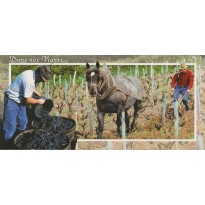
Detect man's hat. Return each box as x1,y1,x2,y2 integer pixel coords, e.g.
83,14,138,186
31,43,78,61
39,65,53,81
180,63,187,69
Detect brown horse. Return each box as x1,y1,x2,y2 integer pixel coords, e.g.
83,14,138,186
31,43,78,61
86,62,144,139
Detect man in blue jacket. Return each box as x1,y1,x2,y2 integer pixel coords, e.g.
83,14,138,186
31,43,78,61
2,65,53,147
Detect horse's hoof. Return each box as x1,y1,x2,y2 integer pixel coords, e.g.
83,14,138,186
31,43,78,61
117,133,122,138
126,128,130,133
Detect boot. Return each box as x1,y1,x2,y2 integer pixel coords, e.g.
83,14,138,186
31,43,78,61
184,103,190,111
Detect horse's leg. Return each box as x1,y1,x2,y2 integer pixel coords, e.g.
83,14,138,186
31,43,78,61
116,112,121,136
97,111,105,139
125,111,130,133
131,100,141,131
116,105,124,136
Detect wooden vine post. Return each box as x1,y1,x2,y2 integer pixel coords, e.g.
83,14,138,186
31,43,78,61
70,74,72,85
174,101,179,149
59,75,61,87
64,79,68,102
130,67,133,77
142,67,145,78
174,66,176,73
47,81,50,98
145,65,148,75
161,65,164,76
53,74,56,87
75,141,78,150
45,82,49,98
117,66,120,76
174,101,179,138
135,65,139,78
55,110,60,117
72,71,76,87
74,90,78,131
86,82,88,99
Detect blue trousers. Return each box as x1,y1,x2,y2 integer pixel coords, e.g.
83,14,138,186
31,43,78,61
3,95,28,141
173,86,189,104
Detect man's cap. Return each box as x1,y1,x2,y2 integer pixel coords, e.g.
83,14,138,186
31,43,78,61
38,65,53,81
180,63,187,69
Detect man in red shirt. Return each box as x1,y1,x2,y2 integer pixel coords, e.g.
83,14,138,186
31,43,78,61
171,63,194,111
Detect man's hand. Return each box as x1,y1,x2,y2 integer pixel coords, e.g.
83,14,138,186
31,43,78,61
38,99,45,105
187,89,190,93
171,88,175,92
26,98,45,105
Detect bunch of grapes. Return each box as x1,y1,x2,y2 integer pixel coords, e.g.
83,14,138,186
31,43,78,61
15,129,70,150
16,116,76,150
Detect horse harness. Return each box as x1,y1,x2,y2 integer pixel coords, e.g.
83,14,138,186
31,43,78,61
116,76,138,108
96,71,118,100
95,70,137,108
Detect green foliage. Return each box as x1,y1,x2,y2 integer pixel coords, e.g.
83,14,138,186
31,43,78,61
11,64,195,84
110,65,194,77
11,65,86,83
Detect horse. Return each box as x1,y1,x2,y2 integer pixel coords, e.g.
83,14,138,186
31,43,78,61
85,62,144,139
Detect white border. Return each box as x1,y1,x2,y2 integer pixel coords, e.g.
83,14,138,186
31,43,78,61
9,62,196,142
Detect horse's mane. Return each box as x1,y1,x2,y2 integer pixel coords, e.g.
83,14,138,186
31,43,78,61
97,66,118,100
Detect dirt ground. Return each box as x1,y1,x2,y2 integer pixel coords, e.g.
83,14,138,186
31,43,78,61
76,141,197,150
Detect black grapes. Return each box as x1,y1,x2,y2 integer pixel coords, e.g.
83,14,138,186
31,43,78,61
15,117,76,150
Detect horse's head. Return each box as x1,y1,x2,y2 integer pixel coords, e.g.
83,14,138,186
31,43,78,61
85,61,103,97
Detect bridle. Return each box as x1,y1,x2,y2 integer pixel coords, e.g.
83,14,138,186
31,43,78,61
97,78,106,93
87,68,116,100
90,70,106,94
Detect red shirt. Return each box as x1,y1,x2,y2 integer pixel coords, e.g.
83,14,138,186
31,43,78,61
171,69,194,90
